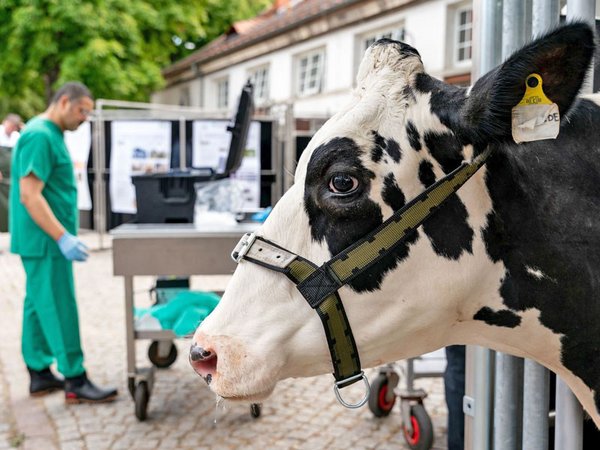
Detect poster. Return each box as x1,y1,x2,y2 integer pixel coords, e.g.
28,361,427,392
109,121,171,214
192,120,261,211
65,122,92,211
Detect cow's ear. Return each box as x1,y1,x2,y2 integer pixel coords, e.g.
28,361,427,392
462,22,595,143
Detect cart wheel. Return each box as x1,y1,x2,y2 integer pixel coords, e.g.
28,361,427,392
368,374,396,417
402,403,434,450
148,341,178,368
135,381,150,421
250,403,261,418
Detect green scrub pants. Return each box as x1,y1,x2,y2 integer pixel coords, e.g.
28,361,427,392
21,255,85,378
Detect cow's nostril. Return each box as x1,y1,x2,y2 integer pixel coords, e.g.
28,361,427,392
190,343,212,361
190,342,218,384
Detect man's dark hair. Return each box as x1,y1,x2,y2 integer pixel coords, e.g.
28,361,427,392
51,82,93,105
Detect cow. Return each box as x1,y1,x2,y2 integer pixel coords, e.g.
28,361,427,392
190,22,600,426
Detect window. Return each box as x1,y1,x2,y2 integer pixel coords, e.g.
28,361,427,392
455,7,473,64
361,26,406,53
248,65,270,103
296,49,325,97
216,78,229,109
179,87,190,106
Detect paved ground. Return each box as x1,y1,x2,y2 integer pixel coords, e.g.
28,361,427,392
0,231,449,450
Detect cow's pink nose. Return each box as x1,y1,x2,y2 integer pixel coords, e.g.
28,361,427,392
189,343,217,384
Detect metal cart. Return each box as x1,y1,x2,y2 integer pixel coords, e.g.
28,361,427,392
368,350,446,450
111,222,259,420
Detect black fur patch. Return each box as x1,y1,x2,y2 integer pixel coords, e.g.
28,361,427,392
415,74,471,145
385,138,401,163
481,98,600,412
385,23,600,416
371,132,402,163
406,120,421,151
418,160,474,259
418,160,436,187
371,131,385,163
305,137,417,292
424,131,464,174
382,173,406,211
474,307,521,328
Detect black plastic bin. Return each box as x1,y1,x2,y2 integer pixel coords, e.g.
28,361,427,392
132,169,213,223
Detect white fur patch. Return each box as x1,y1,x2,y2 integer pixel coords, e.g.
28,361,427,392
525,265,557,283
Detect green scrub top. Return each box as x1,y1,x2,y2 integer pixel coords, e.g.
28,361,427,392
9,117,78,257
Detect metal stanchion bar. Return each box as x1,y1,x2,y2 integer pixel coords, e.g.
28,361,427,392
520,4,558,450
522,359,550,450
554,1,595,447
179,116,186,170
494,3,527,448
466,3,502,449
494,353,524,449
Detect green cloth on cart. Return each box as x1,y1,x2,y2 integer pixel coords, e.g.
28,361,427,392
135,291,220,337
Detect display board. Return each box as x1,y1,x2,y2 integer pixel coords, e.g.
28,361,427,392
109,121,172,214
65,122,92,210
192,119,261,211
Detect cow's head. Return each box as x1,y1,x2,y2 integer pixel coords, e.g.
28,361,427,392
191,23,594,402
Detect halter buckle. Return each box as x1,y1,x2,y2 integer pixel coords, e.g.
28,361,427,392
231,232,257,263
333,371,370,409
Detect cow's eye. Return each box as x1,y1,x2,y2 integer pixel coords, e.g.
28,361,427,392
329,173,359,194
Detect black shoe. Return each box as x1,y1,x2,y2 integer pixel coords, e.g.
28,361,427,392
64,372,118,404
28,367,64,397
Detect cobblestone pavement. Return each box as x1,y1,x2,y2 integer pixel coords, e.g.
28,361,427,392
0,231,449,450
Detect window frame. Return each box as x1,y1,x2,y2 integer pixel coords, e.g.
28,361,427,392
295,48,326,97
453,5,473,66
248,64,270,103
216,77,229,110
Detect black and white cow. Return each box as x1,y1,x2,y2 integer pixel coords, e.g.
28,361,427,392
191,23,600,425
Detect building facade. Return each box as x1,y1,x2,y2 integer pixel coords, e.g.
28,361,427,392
152,0,474,119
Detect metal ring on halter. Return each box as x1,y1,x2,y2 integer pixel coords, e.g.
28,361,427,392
333,371,370,409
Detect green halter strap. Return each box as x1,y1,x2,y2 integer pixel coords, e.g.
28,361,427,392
231,148,491,408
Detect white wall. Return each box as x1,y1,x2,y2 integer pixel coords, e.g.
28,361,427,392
154,0,472,118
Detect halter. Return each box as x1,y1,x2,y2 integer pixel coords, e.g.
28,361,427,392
231,148,491,408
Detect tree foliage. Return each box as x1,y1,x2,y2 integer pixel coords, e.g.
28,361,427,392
0,0,271,119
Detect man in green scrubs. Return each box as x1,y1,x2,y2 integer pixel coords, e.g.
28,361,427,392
10,82,117,403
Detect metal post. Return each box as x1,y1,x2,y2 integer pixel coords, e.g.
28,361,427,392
493,3,528,449
517,7,559,450
465,3,502,449
494,353,524,449
179,116,186,170
93,103,107,249
532,0,560,37
522,360,550,450
567,0,595,92
556,379,584,450
283,103,295,191
465,346,494,450
502,0,527,58
554,2,594,448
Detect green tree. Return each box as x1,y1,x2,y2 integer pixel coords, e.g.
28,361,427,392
0,0,270,119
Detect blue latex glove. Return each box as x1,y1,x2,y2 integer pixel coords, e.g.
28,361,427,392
251,207,273,223
57,232,89,262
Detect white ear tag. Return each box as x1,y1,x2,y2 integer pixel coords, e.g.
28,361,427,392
511,74,560,144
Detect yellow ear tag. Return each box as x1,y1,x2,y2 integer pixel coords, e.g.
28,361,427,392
517,74,553,106
511,73,560,143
